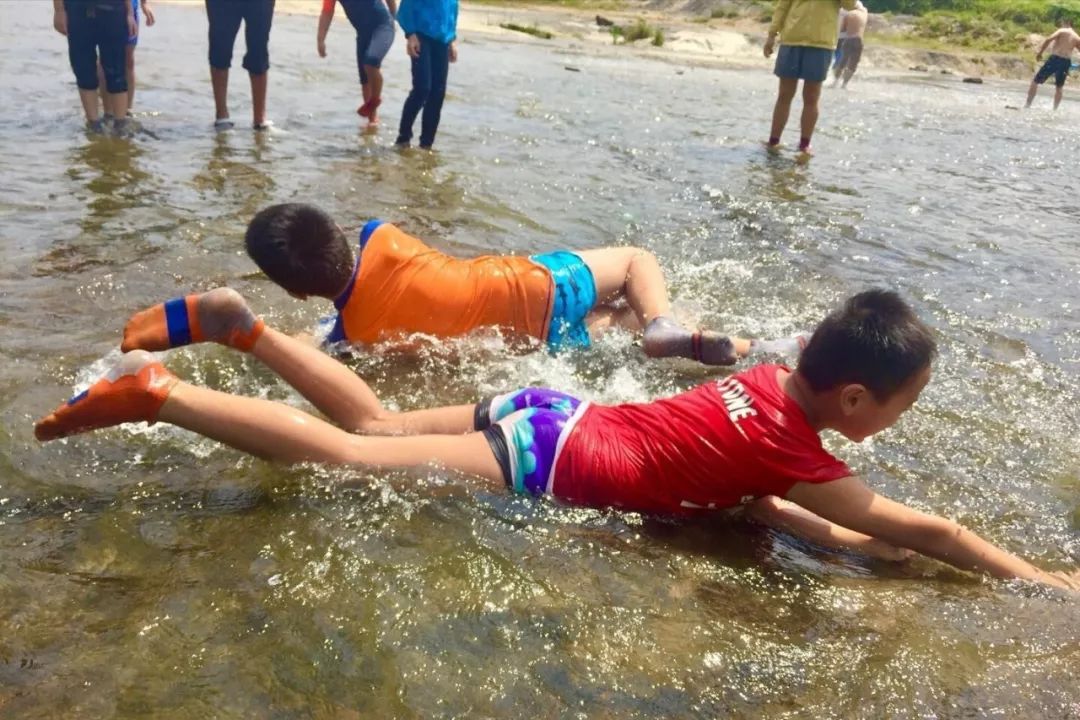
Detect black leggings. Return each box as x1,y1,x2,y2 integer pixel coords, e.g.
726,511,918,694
65,0,129,93
396,34,450,148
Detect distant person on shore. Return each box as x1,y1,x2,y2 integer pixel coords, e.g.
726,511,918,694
1026,18,1080,110
833,1,868,88
764,0,856,155
394,0,458,149
205,0,276,131
52,0,137,132
98,0,156,122
833,6,848,68
317,0,397,129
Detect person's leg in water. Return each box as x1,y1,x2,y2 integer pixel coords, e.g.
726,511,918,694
578,248,806,365
768,77,799,147
396,35,433,146
118,288,478,436
798,80,823,154
34,349,505,488
241,0,274,129
66,4,105,126
206,0,243,128
1054,69,1066,109
417,38,450,149
98,5,131,129
359,14,393,126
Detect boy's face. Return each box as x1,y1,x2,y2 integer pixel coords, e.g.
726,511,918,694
835,365,931,442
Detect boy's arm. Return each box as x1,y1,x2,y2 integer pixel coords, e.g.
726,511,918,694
786,475,1079,589
768,0,792,41
53,0,67,36
317,1,334,57
1037,30,1060,58
141,0,155,28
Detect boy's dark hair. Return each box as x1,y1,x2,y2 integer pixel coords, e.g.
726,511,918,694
797,289,937,401
245,203,354,298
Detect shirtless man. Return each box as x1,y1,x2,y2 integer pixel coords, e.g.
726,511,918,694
833,1,868,88
1026,18,1080,110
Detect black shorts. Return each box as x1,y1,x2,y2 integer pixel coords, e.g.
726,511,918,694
1034,55,1071,87
205,0,275,75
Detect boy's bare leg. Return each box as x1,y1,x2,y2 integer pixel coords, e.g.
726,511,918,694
1054,84,1064,110
579,248,806,364
250,71,268,127
126,44,136,111
34,352,504,486
748,495,912,562
768,77,799,145
1025,80,1038,108
251,327,475,435
79,88,102,123
120,288,476,436
799,81,823,152
211,66,230,122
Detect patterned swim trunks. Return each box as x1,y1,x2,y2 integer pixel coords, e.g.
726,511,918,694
475,387,587,496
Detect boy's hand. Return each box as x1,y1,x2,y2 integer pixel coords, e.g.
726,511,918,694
143,1,155,27
53,8,67,36
127,13,138,39
764,34,776,58
449,40,457,63
1041,569,1080,591
406,33,421,58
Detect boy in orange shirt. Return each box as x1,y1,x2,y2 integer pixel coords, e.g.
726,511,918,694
34,289,1080,591
242,203,806,364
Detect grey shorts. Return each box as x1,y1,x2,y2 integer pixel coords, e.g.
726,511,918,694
774,45,832,84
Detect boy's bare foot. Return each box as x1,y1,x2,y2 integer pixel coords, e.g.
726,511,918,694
643,316,738,366
121,287,265,352
35,350,177,441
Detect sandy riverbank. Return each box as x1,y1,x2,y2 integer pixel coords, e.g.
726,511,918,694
161,0,1037,81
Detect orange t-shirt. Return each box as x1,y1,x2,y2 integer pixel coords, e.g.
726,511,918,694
326,221,554,345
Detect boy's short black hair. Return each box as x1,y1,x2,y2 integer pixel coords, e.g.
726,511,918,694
797,289,937,401
245,203,354,298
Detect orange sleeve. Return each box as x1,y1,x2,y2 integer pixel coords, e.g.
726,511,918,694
322,0,335,14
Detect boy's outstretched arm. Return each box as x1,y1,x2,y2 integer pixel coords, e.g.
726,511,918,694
1037,30,1060,59
786,476,1080,590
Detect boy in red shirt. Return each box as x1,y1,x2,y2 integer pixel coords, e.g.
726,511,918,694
35,288,1080,590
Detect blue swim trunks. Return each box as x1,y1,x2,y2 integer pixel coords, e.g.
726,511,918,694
475,387,585,496
774,45,833,84
530,251,597,352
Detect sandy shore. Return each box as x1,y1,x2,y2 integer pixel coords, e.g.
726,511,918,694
162,0,1035,81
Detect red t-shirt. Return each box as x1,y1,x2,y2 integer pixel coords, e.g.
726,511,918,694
552,364,851,514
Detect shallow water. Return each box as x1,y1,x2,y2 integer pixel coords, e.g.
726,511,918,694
1,3,1079,717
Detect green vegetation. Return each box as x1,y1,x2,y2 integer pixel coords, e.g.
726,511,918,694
610,18,664,46
876,0,1080,52
499,22,555,39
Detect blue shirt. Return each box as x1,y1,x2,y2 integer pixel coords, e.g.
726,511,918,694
396,0,458,45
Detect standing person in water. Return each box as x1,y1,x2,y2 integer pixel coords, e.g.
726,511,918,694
205,0,276,131
1026,18,1080,110
394,0,458,149
98,0,156,122
33,289,1080,591
832,1,868,89
764,0,856,155
52,0,138,132
317,0,397,129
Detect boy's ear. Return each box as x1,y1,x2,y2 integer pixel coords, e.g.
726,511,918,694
838,384,868,416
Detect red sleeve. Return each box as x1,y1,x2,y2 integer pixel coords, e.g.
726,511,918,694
322,0,336,14
754,429,852,497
